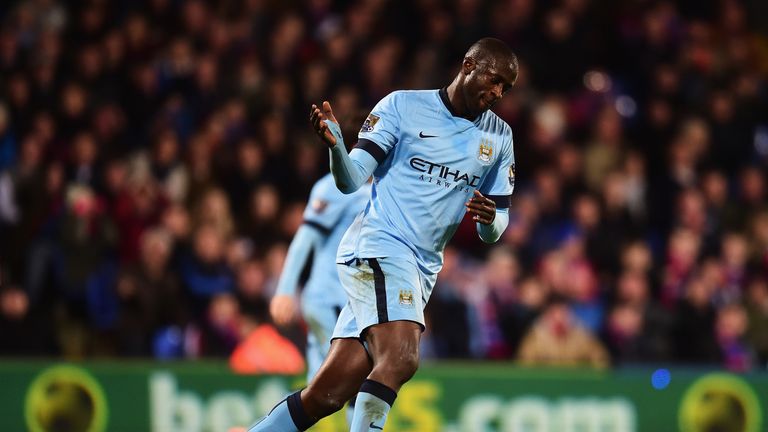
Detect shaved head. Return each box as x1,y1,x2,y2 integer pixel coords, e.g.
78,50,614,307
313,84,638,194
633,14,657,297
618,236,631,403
465,38,519,83
445,37,520,119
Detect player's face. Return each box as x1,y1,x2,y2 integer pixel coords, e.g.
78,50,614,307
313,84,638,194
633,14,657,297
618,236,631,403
463,59,516,116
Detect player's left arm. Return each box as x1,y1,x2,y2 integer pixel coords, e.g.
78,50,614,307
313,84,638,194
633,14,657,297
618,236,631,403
467,191,509,243
471,132,515,243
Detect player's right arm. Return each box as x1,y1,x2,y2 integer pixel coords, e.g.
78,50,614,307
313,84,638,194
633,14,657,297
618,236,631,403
310,94,399,193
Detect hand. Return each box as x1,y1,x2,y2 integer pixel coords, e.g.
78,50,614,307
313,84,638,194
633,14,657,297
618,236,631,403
270,294,298,326
309,101,340,148
465,190,496,224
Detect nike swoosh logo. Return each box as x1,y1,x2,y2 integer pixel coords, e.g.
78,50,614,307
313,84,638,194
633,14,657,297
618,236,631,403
369,422,384,430
419,131,437,138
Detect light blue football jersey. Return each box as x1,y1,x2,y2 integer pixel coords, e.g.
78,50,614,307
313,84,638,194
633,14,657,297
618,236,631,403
337,89,516,286
302,173,371,306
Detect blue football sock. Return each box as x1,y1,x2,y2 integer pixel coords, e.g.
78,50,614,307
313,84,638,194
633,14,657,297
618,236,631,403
350,380,397,431
248,391,315,432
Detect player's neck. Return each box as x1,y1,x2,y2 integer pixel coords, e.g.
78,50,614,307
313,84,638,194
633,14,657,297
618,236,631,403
444,81,476,121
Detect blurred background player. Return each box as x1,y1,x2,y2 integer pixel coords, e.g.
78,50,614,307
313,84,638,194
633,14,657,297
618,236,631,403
269,114,370,419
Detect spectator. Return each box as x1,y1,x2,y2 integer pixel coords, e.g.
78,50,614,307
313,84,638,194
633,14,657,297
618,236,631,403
728,166,766,230
477,246,521,358
719,232,750,302
145,129,189,204
503,276,548,358
662,227,702,307
584,106,626,192
716,302,753,371
179,224,234,315
517,295,610,368
699,169,729,241
423,246,479,359
224,139,265,215
240,184,283,252
0,283,56,356
748,210,768,274
112,169,167,263
113,228,185,356
604,271,672,363
192,186,234,240
235,259,269,324
0,103,16,171
0,135,47,278
52,184,116,356
602,304,646,364
673,274,721,364
67,131,100,188
201,292,240,357
745,278,768,367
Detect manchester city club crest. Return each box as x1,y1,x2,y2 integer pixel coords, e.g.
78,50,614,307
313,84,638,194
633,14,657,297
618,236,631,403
398,290,414,306
477,139,493,164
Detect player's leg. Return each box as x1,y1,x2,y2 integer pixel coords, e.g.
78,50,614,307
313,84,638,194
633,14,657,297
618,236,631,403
248,304,372,432
350,320,421,431
303,300,359,425
304,330,324,382
300,336,372,419
344,257,428,431
247,337,371,431
301,300,373,419
301,301,339,381
365,321,422,390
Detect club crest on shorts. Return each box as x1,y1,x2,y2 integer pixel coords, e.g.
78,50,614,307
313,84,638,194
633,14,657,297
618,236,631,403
477,139,493,165
360,113,380,133
398,290,414,306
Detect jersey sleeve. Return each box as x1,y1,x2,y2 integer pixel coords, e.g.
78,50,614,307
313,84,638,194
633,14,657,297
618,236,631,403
479,129,515,209
273,224,323,296
302,179,347,233
355,91,401,163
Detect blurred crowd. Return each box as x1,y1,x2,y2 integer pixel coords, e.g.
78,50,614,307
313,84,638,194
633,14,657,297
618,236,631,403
0,0,767,371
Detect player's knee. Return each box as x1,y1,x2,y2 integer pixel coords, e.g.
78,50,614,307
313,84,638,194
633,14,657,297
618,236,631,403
324,396,346,414
303,387,346,415
397,350,420,382
375,350,419,385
